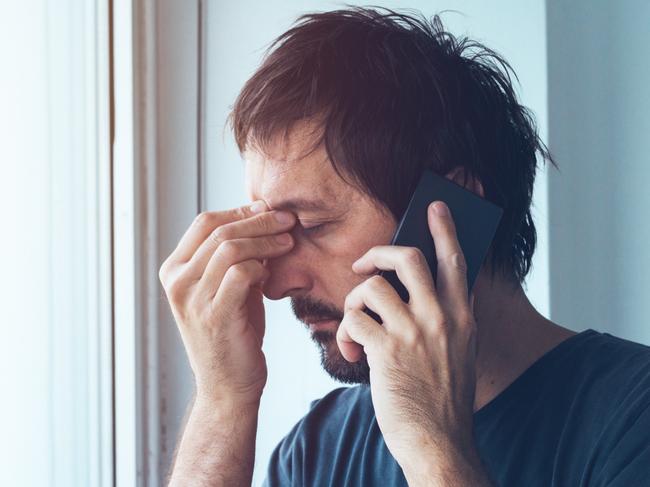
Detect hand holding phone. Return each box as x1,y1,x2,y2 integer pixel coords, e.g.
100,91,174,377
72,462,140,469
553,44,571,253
363,169,503,323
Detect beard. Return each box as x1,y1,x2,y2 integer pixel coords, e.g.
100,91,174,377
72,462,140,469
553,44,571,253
291,295,370,385
311,329,370,384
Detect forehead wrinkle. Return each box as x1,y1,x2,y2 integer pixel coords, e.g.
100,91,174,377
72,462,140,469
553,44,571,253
246,139,348,213
269,197,334,212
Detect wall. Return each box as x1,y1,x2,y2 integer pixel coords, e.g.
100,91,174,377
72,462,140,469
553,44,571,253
0,1,112,486
547,1,650,344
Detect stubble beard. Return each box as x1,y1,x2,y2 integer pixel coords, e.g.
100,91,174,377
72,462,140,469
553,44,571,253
310,329,370,385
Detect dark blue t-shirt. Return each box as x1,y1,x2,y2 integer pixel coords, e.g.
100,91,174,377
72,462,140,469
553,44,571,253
262,329,650,486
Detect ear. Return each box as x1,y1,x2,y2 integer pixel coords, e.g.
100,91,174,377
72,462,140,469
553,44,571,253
444,166,485,199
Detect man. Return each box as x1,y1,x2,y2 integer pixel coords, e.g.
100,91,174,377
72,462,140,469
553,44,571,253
159,7,650,486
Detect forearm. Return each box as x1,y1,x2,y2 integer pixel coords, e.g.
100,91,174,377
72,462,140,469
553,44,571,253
402,438,494,487
167,397,260,487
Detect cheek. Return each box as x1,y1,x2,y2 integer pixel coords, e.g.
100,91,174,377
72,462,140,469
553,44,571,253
302,235,359,274
311,245,368,302
300,212,395,301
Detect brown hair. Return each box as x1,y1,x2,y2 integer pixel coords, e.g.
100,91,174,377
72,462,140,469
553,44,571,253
227,6,558,286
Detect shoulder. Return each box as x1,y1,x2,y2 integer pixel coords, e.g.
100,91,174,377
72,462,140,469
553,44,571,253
262,385,374,486
576,331,650,483
577,328,650,359
571,329,650,394
279,384,373,451
528,329,650,406
584,329,650,413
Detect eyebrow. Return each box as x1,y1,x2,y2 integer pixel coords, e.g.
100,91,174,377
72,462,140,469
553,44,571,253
269,197,333,212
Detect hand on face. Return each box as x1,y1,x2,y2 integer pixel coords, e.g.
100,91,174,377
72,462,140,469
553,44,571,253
158,200,296,408
337,200,478,472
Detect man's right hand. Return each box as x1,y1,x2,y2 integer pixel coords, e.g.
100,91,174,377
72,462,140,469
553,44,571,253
158,200,296,408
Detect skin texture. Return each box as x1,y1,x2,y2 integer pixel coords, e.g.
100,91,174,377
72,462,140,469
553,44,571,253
161,121,577,486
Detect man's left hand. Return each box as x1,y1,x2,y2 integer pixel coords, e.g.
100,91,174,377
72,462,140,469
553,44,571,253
337,200,490,486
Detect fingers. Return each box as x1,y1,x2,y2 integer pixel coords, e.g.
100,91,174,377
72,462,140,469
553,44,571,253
159,200,297,313
427,201,471,316
188,209,295,279
212,259,269,331
349,200,472,327
336,308,386,363
352,245,440,316
344,275,411,334
165,200,288,266
197,233,294,298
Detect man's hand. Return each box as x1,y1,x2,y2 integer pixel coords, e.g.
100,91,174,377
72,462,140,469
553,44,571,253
337,200,492,486
158,200,296,486
159,200,295,406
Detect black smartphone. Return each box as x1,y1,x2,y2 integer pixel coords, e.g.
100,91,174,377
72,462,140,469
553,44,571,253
363,169,503,324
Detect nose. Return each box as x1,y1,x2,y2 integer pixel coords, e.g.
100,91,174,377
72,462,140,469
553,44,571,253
261,245,313,300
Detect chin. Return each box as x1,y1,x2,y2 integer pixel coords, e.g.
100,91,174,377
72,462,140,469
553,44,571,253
311,330,370,385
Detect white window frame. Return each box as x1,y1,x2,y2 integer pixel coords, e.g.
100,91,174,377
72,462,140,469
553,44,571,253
112,0,202,485
47,0,113,485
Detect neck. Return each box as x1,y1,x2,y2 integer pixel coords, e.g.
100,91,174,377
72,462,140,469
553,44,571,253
470,267,576,413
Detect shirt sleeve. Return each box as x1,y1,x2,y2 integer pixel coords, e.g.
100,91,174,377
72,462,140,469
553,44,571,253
261,398,321,487
592,401,650,486
261,435,293,487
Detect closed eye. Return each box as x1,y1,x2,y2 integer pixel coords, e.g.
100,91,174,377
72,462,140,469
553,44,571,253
301,223,326,235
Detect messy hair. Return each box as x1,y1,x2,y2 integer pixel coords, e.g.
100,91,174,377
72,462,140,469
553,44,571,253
228,5,558,286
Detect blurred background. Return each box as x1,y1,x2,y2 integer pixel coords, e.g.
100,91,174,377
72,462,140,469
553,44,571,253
1,0,648,486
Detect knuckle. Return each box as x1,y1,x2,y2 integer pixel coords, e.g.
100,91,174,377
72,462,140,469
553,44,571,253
158,261,169,283
347,308,363,322
209,226,230,247
430,316,450,338
367,274,386,291
458,310,476,329
402,325,423,347
261,235,279,252
256,213,275,233
343,292,352,309
383,337,401,359
344,291,355,310
449,251,468,271
343,290,356,310
193,211,215,228
228,260,262,283
403,247,425,266
228,261,253,282
165,277,187,304
233,206,250,221
185,292,202,315
217,239,240,261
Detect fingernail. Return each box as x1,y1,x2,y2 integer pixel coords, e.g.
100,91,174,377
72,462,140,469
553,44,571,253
274,211,294,224
250,200,267,214
275,233,292,245
433,201,449,217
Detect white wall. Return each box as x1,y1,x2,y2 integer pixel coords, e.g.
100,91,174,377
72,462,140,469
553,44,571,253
0,3,51,484
547,1,650,345
202,2,550,485
0,1,112,486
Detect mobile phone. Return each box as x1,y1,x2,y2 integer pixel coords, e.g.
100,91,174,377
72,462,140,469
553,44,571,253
363,169,503,324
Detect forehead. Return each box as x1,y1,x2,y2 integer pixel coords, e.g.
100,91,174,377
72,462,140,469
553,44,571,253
243,123,349,211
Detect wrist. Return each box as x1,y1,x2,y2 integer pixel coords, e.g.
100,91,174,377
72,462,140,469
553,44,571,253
168,392,260,487
194,388,261,413
192,393,260,423
400,436,488,487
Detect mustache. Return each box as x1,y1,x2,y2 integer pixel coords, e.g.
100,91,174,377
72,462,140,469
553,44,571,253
290,295,344,323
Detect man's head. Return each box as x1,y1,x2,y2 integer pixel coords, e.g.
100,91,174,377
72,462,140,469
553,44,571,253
229,7,556,384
